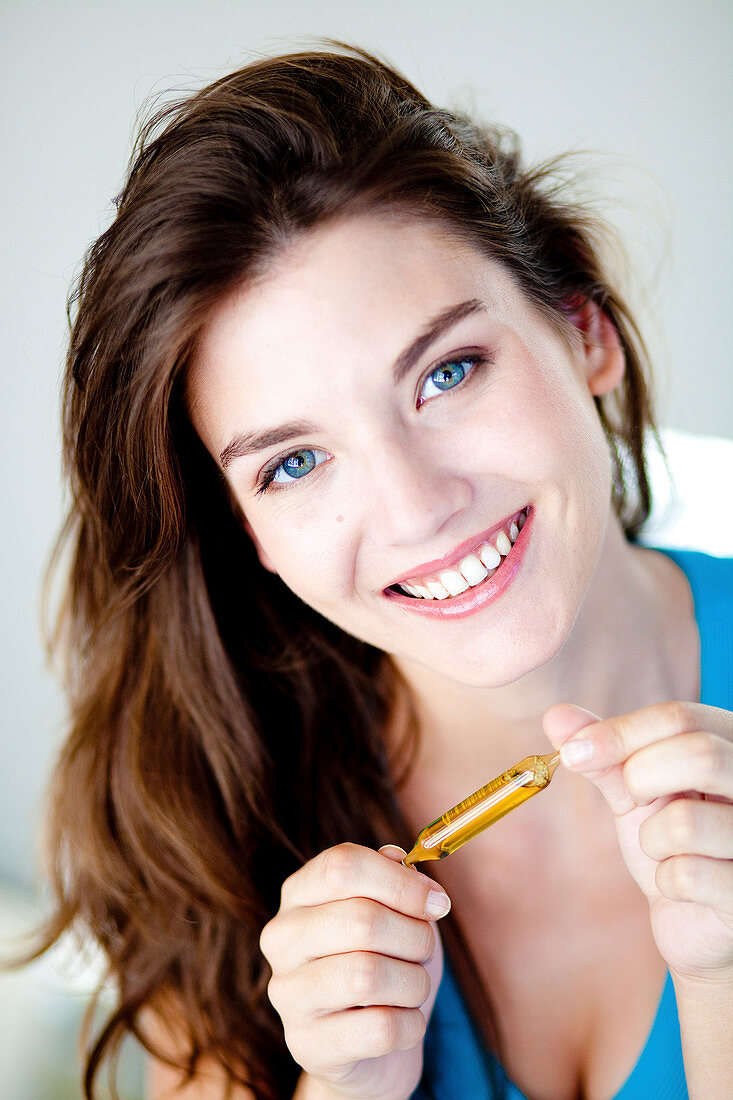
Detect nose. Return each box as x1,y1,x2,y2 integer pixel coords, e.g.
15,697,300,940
360,430,471,547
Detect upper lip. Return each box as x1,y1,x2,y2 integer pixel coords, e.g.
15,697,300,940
385,507,527,589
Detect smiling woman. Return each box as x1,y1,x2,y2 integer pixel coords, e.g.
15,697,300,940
26,40,733,1100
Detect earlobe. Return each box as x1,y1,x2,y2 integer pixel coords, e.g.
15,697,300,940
566,298,625,397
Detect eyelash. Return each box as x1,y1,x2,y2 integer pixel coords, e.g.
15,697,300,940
255,351,490,495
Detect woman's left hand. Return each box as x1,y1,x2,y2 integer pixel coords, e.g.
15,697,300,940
544,701,733,983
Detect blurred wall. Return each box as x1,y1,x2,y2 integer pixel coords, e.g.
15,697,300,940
1,0,732,888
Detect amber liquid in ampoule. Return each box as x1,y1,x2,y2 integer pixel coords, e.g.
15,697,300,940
403,751,560,865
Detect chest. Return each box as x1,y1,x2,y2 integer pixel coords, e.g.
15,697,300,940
428,839,667,1100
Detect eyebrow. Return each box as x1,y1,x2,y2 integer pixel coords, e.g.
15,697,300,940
391,298,485,385
218,297,486,469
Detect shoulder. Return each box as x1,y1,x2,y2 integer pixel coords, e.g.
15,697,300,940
655,548,733,609
654,548,733,709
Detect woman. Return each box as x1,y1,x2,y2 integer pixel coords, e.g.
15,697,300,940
36,42,732,1100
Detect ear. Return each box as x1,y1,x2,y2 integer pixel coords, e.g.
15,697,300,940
565,298,625,396
243,518,278,574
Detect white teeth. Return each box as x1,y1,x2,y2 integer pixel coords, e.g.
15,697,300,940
426,579,450,600
394,508,529,600
495,530,512,556
459,552,489,586
437,568,470,596
478,543,502,569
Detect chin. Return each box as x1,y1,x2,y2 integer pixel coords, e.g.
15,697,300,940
404,603,578,689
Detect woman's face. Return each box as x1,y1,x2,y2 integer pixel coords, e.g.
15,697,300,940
188,212,623,688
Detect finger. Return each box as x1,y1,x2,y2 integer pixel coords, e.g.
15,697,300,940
277,951,432,1016
279,843,451,922
640,798,733,861
378,844,409,862
543,702,602,749
263,897,435,971
623,733,733,804
554,701,730,772
543,703,632,815
655,855,733,914
287,1005,427,1074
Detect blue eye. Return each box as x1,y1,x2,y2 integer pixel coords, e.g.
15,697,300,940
419,354,482,404
277,450,316,479
259,447,330,493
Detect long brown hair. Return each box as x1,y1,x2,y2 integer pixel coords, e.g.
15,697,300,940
32,41,658,1099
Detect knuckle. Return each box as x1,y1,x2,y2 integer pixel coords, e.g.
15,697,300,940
349,898,381,946
420,920,436,961
372,1007,422,1056
659,855,697,899
405,1007,428,1048
369,1007,399,1055
414,1007,429,1044
266,973,284,1011
667,799,698,850
258,917,278,961
665,699,694,733
415,964,432,1005
638,814,659,858
279,868,299,908
621,757,647,802
347,952,381,1002
389,871,411,914
613,710,636,752
691,732,723,784
320,843,360,893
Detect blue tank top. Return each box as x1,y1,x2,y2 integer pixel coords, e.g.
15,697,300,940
414,549,733,1099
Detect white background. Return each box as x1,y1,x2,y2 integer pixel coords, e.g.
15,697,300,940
0,4,731,1096
1,0,731,890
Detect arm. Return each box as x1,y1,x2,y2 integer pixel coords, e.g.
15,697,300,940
674,971,733,1099
545,700,733,1100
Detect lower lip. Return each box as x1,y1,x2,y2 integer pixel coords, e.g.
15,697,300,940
384,506,533,620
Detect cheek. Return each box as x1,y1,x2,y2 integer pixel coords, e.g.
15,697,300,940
462,368,609,493
250,508,358,605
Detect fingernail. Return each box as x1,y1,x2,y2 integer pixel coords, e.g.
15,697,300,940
560,739,594,767
425,889,451,920
378,844,407,857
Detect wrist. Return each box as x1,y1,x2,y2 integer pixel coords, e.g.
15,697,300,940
670,968,733,1100
670,963,733,997
293,1071,416,1100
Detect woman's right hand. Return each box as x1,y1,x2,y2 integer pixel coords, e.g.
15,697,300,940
259,842,451,1100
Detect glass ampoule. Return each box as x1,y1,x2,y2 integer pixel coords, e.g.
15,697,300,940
403,750,560,866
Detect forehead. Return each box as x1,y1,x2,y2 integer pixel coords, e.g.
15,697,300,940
186,211,545,444
192,212,502,367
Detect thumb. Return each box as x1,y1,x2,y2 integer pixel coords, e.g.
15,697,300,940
543,702,601,751
378,844,409,864
543,703,634,816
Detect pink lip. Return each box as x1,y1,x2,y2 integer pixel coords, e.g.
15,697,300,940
386,507,528,588
384,506,533,620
